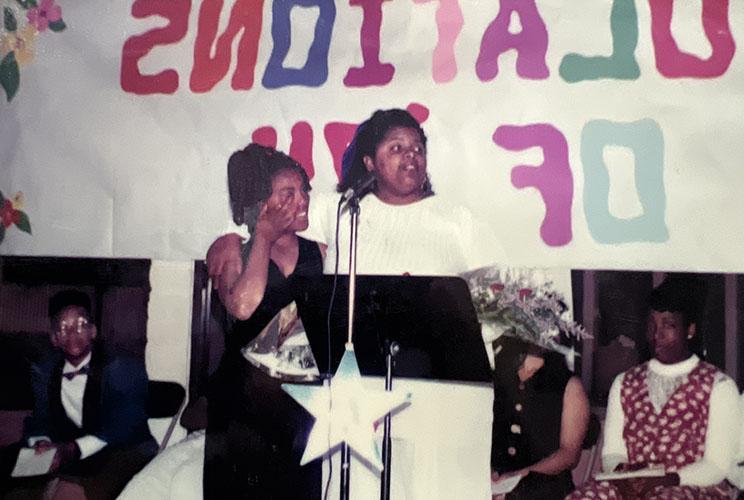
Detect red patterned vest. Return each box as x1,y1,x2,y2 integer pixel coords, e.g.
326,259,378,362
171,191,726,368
620,360,718,471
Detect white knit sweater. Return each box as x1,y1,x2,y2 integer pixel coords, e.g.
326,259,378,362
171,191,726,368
300,192,506,276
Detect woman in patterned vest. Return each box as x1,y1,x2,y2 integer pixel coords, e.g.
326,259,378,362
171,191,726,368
567,277,740,499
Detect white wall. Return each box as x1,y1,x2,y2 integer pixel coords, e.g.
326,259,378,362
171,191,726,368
145,260,193,389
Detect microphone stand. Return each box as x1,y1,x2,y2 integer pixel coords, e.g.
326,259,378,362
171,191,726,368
340,195,361,500
380,341,399,500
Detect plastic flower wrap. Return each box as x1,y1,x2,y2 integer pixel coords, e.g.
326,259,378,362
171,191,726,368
242,301,320,382
461,266,590,369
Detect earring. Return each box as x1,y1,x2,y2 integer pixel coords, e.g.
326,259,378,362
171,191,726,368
421,174,431,193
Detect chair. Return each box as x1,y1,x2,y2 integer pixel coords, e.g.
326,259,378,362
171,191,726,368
146,380,186,451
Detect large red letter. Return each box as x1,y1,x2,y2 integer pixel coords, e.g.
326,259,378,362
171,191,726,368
121,0,190,95
650,0,735,78
190,0,264,93
343,0,394,87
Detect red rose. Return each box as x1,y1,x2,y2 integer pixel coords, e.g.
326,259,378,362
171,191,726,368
518,288,532,300
1,200,15,228
490,283,504,294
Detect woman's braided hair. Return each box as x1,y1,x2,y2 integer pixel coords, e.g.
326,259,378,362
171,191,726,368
228,143,310,234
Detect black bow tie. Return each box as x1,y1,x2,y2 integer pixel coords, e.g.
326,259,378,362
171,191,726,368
63,364,90,381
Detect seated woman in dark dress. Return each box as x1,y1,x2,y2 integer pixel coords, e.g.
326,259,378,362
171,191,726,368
204,144,323,499
490,334,590,500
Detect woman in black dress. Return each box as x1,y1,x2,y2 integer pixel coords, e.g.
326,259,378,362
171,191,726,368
490,335,590,500
204,144,323,499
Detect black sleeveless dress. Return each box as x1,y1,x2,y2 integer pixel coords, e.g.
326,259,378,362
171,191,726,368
491,336,575,500
204,236,323,500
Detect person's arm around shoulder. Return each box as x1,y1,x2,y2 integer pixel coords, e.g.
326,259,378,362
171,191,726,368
206,233,244,292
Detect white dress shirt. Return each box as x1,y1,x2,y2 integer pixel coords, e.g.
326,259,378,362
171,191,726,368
28,352,107,459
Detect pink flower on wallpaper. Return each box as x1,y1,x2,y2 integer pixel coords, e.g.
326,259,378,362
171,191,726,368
27,0,63,33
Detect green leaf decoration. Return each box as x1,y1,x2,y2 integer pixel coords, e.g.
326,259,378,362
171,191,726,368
14,0,30,8
0,225,5,245
16,211,31,234
4,7,17,32
48,19,66,32
27,0,37,8
0,52,20,102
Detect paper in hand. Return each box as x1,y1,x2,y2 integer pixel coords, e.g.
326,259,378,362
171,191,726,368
491,474,523,495
594,466,665,481
11,447,55,477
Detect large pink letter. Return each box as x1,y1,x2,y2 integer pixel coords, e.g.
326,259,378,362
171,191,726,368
249,124,315,180
650,0,735,78
493,124,573,246
343,0,394,87
476,0,549,80
190,0,264,93
251,127,277,148
121,0,190,95
289,122,315,180
323,122,358,181
413,0,463,83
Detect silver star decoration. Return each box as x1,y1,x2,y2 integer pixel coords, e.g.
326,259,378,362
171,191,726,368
282,345,411,471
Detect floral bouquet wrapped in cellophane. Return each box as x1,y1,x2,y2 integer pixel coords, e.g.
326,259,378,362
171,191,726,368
461,266,590,370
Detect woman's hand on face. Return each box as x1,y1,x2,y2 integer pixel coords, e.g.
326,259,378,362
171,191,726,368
254,199,299,242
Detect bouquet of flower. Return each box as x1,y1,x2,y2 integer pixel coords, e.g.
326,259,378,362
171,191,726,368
461,266,590,367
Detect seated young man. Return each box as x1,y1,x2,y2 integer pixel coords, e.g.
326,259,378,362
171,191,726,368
568,278,740,499
1,290,157,500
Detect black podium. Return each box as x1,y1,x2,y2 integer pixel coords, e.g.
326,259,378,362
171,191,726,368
296,275,491,383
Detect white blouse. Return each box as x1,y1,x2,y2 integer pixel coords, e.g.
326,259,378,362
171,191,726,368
602,355,740,486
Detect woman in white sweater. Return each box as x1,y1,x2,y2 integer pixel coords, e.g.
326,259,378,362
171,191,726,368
208,108,505,282
302,108,504,275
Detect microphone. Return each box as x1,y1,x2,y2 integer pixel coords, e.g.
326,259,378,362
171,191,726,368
340,173,376,204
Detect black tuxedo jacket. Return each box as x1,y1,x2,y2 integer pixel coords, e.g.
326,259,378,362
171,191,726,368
24,348,154,449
